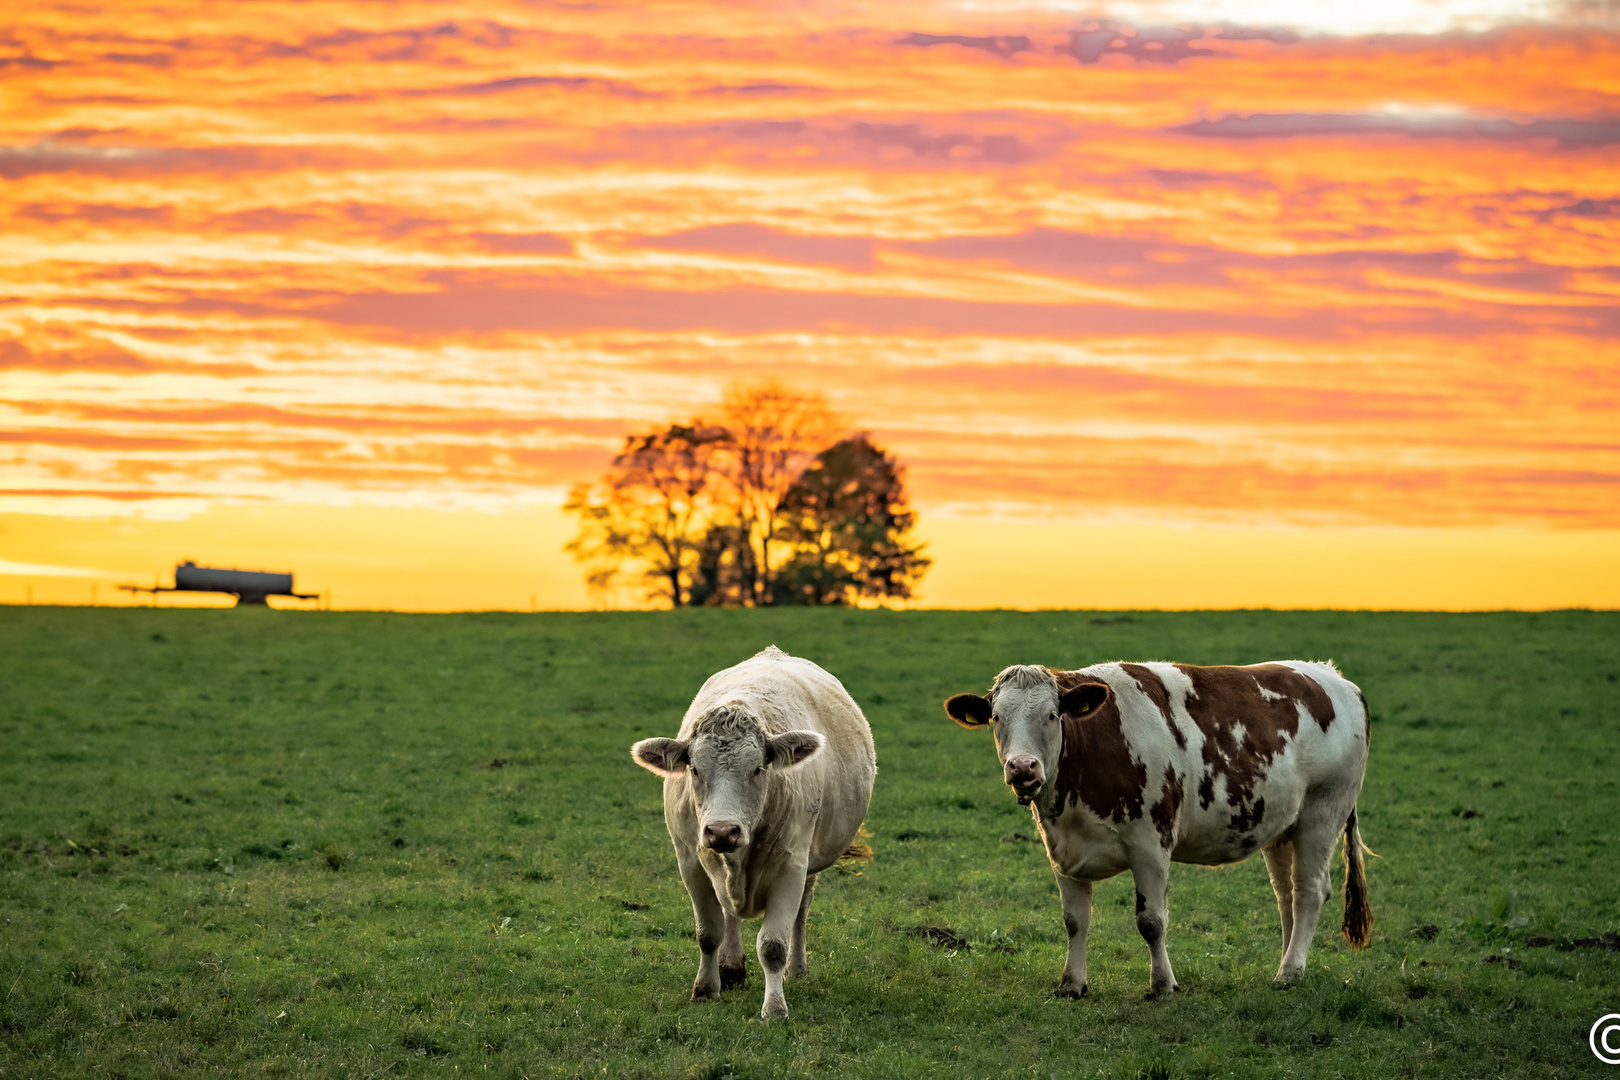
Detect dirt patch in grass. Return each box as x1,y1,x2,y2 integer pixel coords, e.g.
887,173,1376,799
906,925,971,950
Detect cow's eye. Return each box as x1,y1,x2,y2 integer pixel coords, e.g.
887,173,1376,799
990,714,1000,724
753,766,764,777
1048,712,1058,722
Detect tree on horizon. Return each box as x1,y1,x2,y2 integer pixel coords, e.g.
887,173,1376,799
563,421,730,608
563,385,929,608
768,435,931,606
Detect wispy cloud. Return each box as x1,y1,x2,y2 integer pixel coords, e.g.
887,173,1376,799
0,558,99,576
2,1,1616,530
1177,112,1620,144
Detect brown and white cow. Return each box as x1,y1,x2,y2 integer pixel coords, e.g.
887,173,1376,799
632,646,876,1019
945,661,1370,997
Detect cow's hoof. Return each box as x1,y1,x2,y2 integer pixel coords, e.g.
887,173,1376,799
786,961,808,978
720,963,747,989
691,984,721,1002
1144,983,1176,1001
1054,981,1088,1000
1273,970,1303,986
760,997,789,1020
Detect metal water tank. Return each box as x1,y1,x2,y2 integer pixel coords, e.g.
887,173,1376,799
174,562,298,605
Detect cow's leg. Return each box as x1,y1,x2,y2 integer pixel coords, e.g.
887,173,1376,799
1262,838,1296,961
1054,874,1093,999
787,872,817,978
756,863,808,1019
1276,819,1338,982
1130,856,1178,997
719,908,747,989
679,857,726,1001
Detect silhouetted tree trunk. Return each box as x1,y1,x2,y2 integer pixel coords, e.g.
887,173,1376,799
686,521,755,608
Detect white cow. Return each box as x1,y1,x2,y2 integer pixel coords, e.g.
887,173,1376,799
631,646,876,1019
946,660,1371,997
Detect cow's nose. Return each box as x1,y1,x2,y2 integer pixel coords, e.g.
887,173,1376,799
702,822,744,852
1005,755,1043,792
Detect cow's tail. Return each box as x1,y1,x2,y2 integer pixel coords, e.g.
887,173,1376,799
1340,806,1373,949
835,824,874,874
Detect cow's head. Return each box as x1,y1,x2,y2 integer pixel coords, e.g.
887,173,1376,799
944,665,1110,805
630,704,824,853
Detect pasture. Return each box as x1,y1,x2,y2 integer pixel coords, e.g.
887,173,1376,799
1,606,1617,1079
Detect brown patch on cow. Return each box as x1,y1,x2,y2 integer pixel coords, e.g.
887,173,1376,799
1248,664,1336,732
1176,664,1334,833
1229,796,1266,833
1150,765,1184,849
1119,663,1187,750
1049,675,1146,824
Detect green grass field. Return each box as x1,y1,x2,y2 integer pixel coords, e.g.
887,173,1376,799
2,607,1617,1079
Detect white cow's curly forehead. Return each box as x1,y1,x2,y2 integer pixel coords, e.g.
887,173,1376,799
690,703,764,748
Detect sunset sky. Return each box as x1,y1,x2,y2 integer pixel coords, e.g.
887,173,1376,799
3,0,1617,611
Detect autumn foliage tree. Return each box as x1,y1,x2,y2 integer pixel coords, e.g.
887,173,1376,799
564,385,928,608
563,422,730,608
706,383,839,607
770,435,930,606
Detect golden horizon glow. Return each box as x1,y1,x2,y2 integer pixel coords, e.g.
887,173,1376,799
3,1,1617,609
6,506,1620,613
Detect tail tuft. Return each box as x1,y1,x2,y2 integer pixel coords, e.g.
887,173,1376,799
1341,807,1373,949
835,824,874,874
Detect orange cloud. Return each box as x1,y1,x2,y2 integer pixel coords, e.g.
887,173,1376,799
2,0,1616,556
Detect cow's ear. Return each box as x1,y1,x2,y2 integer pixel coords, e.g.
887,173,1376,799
631,737,691,778
1059,682,1110,719
764,730,824,770
945,693,992,728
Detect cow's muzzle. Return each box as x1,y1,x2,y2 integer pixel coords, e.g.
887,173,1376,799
701,821,744,852
1004,756,1044,804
